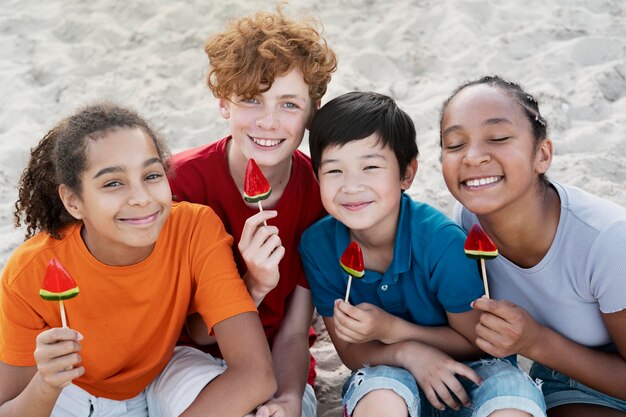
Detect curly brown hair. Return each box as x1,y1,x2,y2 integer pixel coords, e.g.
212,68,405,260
205,6,337,101
14,102,170,240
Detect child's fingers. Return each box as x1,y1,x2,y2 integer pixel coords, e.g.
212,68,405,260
43,365,85,390
334,299,359,318
266,244,285,264
34,339,82,363
451,361,483,387
430,378,462,411
333,321,361,343
38,351,82,374
36,327,82,345
422,385,446,411
248,226,281,251
471,298,517,321
240,211,278,245
246,234,283,268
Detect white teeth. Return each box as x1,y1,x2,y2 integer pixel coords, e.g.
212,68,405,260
465,176,500,187
252,137,282,147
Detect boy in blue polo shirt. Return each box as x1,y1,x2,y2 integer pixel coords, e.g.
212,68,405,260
299,91,546,417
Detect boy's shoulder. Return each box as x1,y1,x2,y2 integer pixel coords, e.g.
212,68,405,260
402,195,464,242
170,137,229,169
301,213,336,243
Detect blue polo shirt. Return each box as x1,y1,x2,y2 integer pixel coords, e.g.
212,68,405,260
299,193,484,325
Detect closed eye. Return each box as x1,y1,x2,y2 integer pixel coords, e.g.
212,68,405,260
491,137,510,142
444,143,464,151
145,173,163,181
322,169,342,175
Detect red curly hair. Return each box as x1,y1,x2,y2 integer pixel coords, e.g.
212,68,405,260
205,6,337,101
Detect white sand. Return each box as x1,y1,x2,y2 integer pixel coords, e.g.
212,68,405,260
1,1,625,415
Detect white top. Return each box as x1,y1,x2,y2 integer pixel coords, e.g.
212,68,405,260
455,181,626,347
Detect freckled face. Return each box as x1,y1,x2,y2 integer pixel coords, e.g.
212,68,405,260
220,68,315,170
440,85,550,216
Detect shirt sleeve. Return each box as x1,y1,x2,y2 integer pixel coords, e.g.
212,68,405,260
188,208,256,332
299,235,341,317
589,220,626,314
0,269,46,365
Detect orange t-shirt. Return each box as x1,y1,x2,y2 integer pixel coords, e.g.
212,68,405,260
0,202,256,400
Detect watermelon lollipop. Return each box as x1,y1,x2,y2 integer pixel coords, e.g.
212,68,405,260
244,159,272,203
244,158,272,226
464,224,498,298
340,241,365,303
40,258,79,327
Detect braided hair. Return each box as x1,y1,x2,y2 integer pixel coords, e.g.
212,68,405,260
439,75,549,185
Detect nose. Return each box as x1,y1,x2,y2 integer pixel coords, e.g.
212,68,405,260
462,143,491,166
128,182,151,207
256,108,279,130
341,172,366,194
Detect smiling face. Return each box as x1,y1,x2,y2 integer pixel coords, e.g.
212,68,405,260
219,68,316,171
318,134,416,240
440,84,552,217
59,127,172,265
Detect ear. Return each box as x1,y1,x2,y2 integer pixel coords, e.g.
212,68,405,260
58,184,84,220
534,138,553,175
401,158,418,190
218,98,231,120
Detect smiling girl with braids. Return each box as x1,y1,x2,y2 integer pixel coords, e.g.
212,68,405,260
440,75,626,416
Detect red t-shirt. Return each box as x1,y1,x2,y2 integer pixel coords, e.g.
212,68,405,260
168,136,325,385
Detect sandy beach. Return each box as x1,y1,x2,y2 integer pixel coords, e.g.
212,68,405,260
1,1,625,415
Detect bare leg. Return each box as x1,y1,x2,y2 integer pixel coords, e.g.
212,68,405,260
352,389,408,417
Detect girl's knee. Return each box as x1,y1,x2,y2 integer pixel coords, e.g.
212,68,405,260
352,389,408,417
488,410,532,417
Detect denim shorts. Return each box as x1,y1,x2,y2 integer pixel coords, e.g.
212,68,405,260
342,359,545,417
530,361,626,412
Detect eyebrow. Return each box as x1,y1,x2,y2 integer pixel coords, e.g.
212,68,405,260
93,157,162,179
278,94,307,102
442,117,513,137
319,153,386,168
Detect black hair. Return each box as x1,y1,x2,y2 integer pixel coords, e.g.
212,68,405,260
309,91,418,177
439,75,549,185
14,102,170,240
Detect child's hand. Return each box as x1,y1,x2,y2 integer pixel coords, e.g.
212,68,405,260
403,343,482,412
471,297,542,358
33,327,84,391
333,300,394,344
255,393,301,417
238,210,285,302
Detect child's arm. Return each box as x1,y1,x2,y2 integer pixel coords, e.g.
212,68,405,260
238,210,285,305
181,311,276,417
0,327,84,416
255,285,314,417
323,313,482,412
473,298,626,401
334,301,482,359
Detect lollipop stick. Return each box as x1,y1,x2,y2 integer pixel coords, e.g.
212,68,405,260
344,275,353,303
480,258,490,298
257,201,268,226
59,300,67,328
